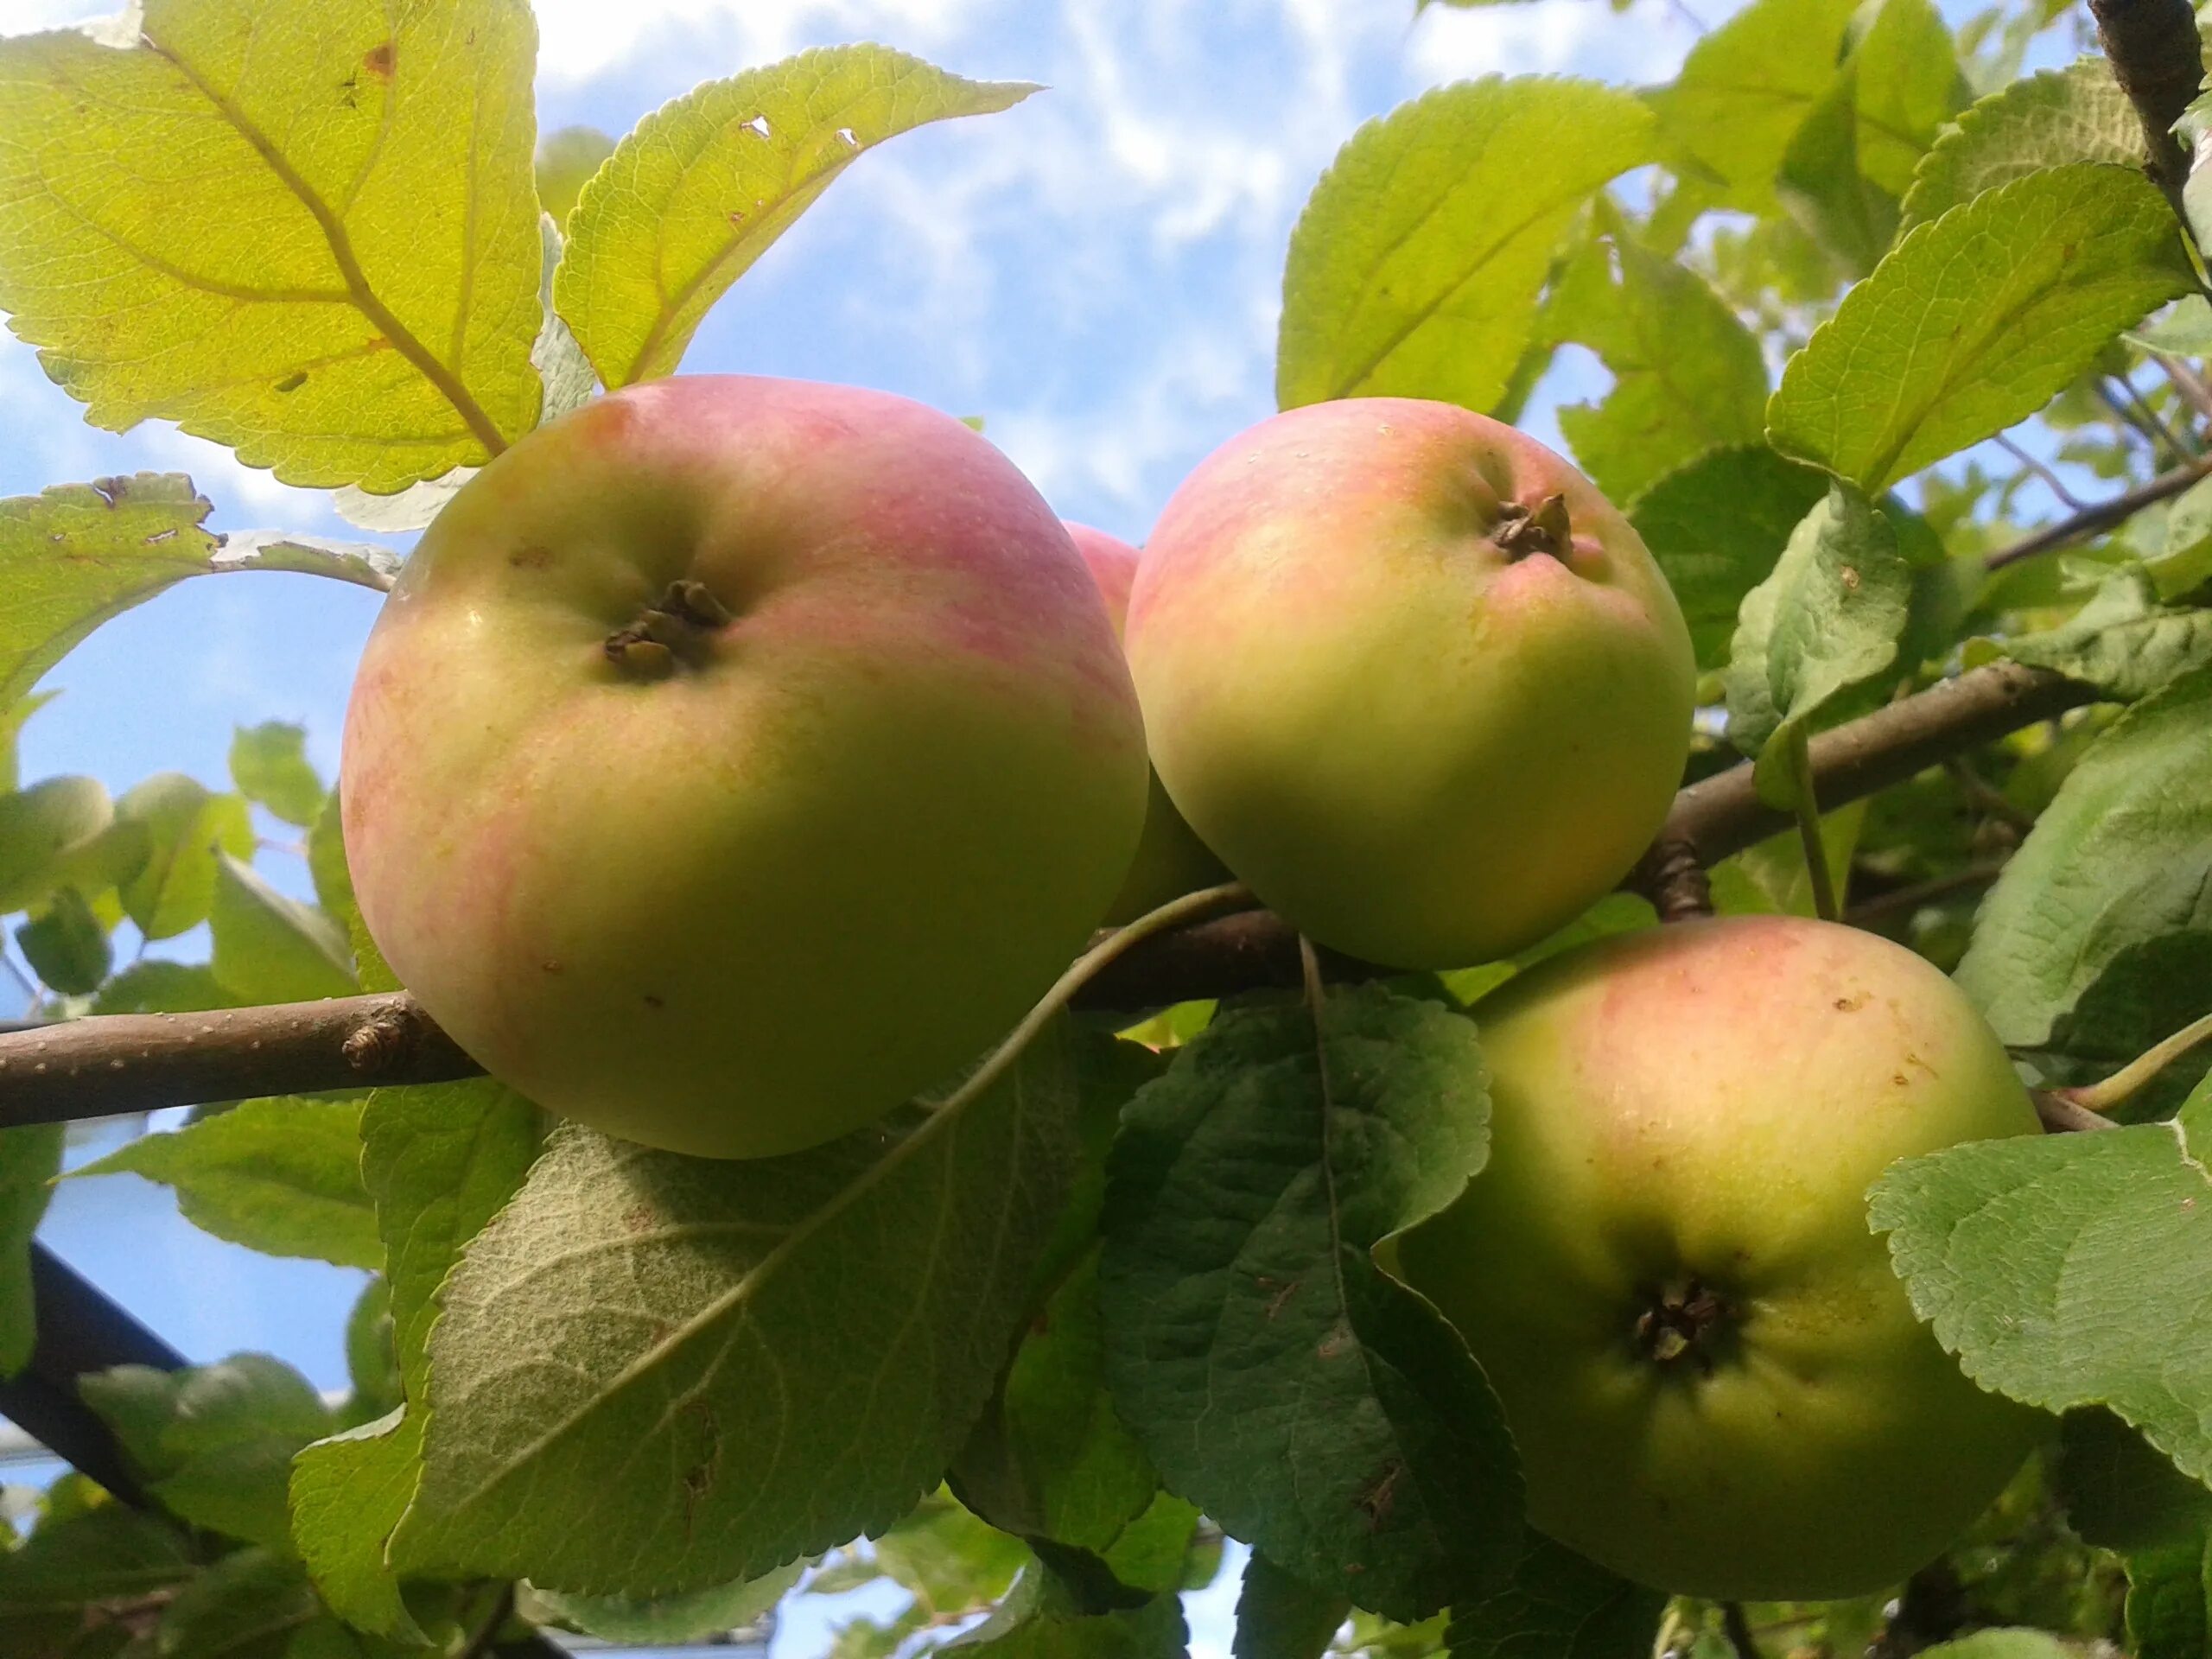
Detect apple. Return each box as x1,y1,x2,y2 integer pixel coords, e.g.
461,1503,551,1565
1125,397,1694,969
1064,522,1230,924
1396,915,2047,1600
341,375,1149,1159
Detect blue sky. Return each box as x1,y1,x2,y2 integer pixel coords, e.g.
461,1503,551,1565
0,0,1980,1650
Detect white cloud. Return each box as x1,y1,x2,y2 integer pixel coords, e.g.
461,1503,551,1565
531,0,994,83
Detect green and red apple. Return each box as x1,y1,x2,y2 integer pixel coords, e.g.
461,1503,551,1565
1126,397,1694,969
342,375,1148,1159
1398,914,2047,1600
1065,521,1230,923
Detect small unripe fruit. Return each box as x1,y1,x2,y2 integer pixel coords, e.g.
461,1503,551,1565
1398,915,2046,1599
1126,397,1694,969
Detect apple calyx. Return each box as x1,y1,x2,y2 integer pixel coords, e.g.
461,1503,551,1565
1493,493,1573,562
1632,1275,1737,1373
605,579,735,678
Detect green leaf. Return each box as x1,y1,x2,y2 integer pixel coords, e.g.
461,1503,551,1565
1776,61,1900,277
308,793,394,994
289,1408,428,1644
1846,0,1967,198
0,1,543,491
359,1077,543,1389
1869,1083,2212,1484
1096,984,1517,1621
1916,1635,2073,1659
1647,0,1862,211
1548,227,1770,504
230,723,325,829
81,1355,336,1550
343,1276,402,1427
0,1504,193,1654
90,959,238,1014
0,1124,62,1377
1276,77,1653,413
536,124,615,226
945,1562,1188,1656
0,775,111,914
0,690,56,795
2059,1408,2212,1556
1974,568,2212,699
2150,472,2212,600
1233,1553,1349,1659
1723,484,1913,774
209,852,356,1003
154,1544,362,1659
533,1559,801,1644
556,45,1035,388
1768,162,2196,490
1954,666,2212,1061
16,886,110,995
1443,1535,1666,1658
2130,296,2212,355
388,1020,1080,1596
2115,1539,2212,1659
1901,59,2142,230
873,1492,1032,1618
113,773,253,942
73,1097,378,1268
1629,447,1838,671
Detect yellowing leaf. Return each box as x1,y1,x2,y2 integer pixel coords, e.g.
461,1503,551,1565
1767,162,2195,490
556,45,1035,388
0,0,544,490
1277,77,1653,414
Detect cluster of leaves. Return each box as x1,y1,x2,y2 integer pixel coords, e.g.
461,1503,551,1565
0,0,2209,1655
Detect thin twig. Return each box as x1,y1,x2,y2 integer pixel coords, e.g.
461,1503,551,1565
2152,353,2212,428
1995,433,2086,512
1843,860,2008,928
1984,448,2212,569
2100,379,2183,465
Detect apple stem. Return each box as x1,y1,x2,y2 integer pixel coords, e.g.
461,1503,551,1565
1492,493,1572,562
1783,727,1840,924
2048,1008,2212,1117
920,880,1257,1122
1296,932,1327,1014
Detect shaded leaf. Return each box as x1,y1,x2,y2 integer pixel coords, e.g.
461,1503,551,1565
308,793,394,993
90,959,237,1014
1954,666,2212,1061
82,1355,336,1551
1628,448,1833,670
0,1,542,490
1902,59,2142,230
1097,985,1517,1620
1769,162,2194,490
209,852,356,1003
533,1560,800,1645
388,1022,1080,1596
113,773,253,943
1549,226,1769,503
557,45,1034,388
16,886,110,995
73,1096,377,1269
536,124,615,226
229,723,324,829
1233,1552,1349,1659
1278,77,1653,413
1444,1535,1665,1658
1973,568,2212,699
0,776,111,915
0,1124,63,1376
1648,0,1861,211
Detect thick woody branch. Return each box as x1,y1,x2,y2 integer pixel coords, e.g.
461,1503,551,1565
0,993,475,1129
2087,0,2204,219
0,664,2103,1131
